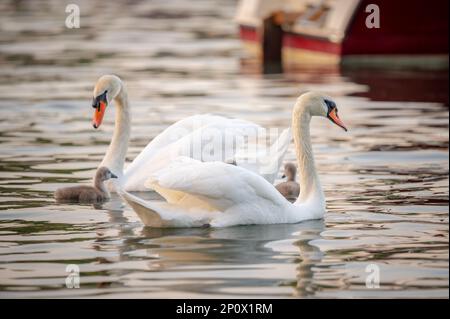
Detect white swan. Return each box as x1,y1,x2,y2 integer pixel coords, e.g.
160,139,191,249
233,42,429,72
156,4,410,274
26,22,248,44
91,75,292,191
118,92,348,227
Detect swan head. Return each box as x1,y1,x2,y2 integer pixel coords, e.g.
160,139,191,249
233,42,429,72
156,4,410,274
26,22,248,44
296,92,347,131
95,166,118,182
91,75,123,129
281,162,297,181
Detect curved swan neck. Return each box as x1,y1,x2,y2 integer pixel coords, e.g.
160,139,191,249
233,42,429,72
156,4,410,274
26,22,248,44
292,106,324,204
99,85,130,176
94,177,109,197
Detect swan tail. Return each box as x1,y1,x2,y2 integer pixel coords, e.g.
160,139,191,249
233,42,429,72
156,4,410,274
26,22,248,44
117,188,213,228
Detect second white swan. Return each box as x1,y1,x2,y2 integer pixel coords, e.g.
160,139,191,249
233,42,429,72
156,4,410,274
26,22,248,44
118,92,348,227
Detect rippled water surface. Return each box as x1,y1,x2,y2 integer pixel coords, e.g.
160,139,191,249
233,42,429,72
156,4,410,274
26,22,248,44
0,0,448,298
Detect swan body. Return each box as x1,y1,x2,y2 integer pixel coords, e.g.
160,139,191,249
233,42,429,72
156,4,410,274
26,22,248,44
55,167,117,203
119,157,324,228
119,92,348,228
91,75,291,192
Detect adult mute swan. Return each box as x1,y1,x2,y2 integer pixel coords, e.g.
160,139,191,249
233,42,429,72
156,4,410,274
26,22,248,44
91,75,292,191
118,92,348,228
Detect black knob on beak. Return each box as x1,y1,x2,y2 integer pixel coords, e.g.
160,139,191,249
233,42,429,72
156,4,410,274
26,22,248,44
92,98,99,109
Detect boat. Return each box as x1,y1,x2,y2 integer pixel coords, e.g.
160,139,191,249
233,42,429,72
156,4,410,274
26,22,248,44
235,0,449,70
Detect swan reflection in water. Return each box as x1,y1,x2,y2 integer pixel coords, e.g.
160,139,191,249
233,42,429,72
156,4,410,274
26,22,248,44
93,205,325,297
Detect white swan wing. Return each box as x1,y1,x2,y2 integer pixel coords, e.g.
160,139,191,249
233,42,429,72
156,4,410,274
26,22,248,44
120,156,324,228
235,127,292,183
123,114,227,179
119,157,294,227
145,157,289,224
146,157,245,211
123,116,263,191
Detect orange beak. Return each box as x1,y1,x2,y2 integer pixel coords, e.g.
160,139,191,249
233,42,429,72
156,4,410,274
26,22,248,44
328,108,348,131
93,101,106,129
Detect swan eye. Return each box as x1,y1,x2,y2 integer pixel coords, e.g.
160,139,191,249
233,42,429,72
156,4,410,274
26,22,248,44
92,90,108,110
324,99,336,114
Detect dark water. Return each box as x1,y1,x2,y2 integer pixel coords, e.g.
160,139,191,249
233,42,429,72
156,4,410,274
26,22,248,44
0,0,448,298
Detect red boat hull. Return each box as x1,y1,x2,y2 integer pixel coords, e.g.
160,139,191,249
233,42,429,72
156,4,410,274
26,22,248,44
239,0,449,68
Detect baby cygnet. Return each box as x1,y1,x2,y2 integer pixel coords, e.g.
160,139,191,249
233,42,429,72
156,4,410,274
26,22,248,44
275,163,300,202
55,167,117,203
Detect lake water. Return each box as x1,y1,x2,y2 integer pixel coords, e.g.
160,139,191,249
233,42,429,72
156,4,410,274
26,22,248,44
0,0,448,298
